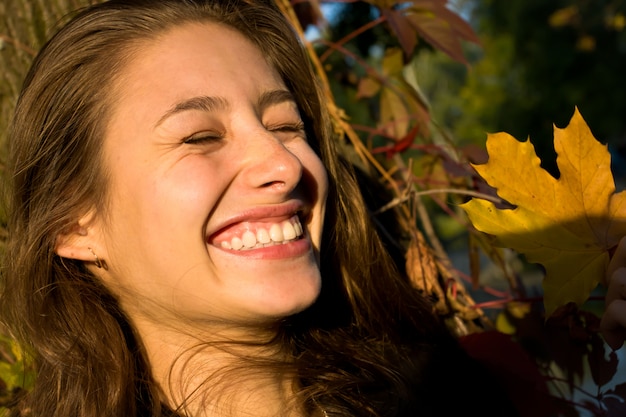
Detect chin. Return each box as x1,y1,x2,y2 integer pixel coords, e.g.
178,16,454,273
255,275,322,319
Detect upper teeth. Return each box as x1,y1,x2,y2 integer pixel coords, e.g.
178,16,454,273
219,218,303,251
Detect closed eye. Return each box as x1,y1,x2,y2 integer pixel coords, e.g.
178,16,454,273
183,132,224,145
267,122,306,134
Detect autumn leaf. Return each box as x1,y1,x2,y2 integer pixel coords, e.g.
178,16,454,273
379,48,426,137
406,229,441,298
362,47,430,150
461,108,626,318
370,0,480,64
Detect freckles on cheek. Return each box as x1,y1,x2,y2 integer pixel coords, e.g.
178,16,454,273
157,165,220,219
302,156,328,203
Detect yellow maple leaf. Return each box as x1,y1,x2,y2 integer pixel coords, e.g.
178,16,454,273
461,108,626,318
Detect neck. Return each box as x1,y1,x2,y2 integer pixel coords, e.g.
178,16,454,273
135,319,303,416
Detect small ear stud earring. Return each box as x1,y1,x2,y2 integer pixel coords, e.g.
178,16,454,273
87,247,106,269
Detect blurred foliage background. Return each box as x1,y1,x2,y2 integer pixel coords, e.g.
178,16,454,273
1,0,626,415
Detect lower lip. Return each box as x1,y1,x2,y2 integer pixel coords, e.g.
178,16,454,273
214,237,313,260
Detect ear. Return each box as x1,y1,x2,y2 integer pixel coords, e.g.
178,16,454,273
55,211,104,263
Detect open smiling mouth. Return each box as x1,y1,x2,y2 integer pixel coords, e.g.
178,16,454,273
216,215,304,251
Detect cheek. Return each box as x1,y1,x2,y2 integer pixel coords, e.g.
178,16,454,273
297,128,328,194
300,150,328,239
110,157,223,232
150,161,223,220
306,152,329,205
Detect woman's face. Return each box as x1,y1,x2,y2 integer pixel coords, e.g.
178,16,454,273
89,22,328,330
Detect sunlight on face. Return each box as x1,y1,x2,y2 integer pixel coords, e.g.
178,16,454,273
92,22,328,333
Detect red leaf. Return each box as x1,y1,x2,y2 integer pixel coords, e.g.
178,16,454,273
381,9,417,56
405,12,468,64
459,330,560,417
588,334,619,388
394,123,419,152
375,0,481,63
604,382,626,417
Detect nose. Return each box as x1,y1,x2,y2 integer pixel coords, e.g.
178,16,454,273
238,127,303,194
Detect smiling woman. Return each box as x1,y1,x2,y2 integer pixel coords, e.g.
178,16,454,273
55,22,328,329
1,1,518,416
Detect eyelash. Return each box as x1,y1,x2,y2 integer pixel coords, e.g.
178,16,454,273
183,123,305,145
268,122,306,134
183,133,223,145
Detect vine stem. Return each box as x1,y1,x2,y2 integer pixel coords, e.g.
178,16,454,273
374,188,505,214
319,15,386,63
0,34,37,55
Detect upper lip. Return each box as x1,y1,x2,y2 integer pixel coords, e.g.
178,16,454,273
206,199,308,240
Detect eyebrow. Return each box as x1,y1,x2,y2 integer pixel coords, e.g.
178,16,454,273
257,89,296,112
154,89,297,128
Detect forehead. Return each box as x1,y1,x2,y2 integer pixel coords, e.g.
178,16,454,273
116,21,284,97
106,21,287,125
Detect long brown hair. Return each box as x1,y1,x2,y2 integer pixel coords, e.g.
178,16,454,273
2,1,507,416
